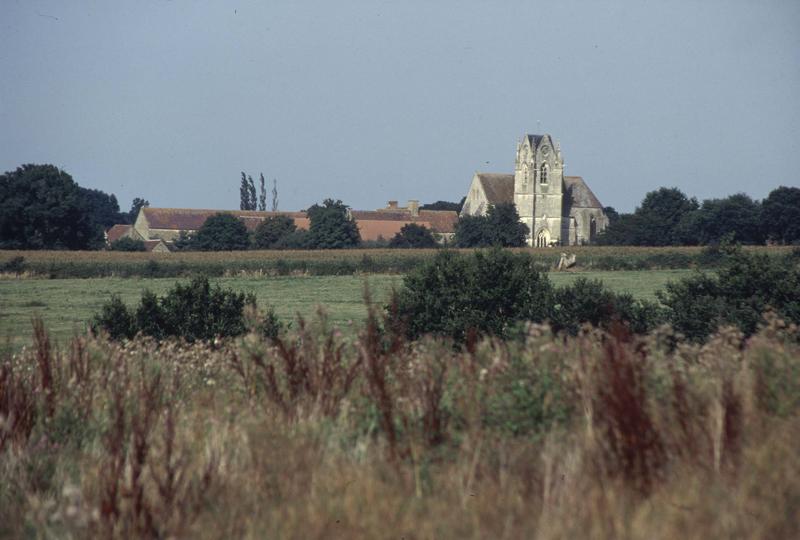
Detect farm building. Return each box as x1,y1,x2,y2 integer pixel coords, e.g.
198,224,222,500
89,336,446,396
461,134,608,246
112,201,457,249
104,224,170,252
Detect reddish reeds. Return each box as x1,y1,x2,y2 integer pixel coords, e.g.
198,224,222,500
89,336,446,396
0,315,797,538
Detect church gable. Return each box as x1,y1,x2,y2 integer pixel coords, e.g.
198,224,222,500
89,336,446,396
564,176,604,210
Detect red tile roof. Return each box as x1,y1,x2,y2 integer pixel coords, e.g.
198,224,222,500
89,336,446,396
106,224,133,243
138,207,455,242
142,208,307,231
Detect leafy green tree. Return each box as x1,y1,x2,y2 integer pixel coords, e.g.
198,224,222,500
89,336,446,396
109,237,146,251
762,186,800,244
603,206,620,225
247,176,257,210
239,172,257,211
252,215,297,249
306,199,361,249
0,164,102,249
273,229,310,249
696,194,763,245
128,197,149,223
389,223,438,248
240,172,249,210
194,213,250,251
454,214,492,247
598,187,698,246
421,199,464,212
81,187,123,233
454,203,528,247
487,203,529,247
258,173,267,211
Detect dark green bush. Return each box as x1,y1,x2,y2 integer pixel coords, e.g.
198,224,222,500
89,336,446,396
389,223,437,248
392,249,553,341
91,295,135,340
550,278,663,335
251,216,297,249
392,249,664,342
0,256,25,274
659,246,800,341
109,237,146,251
93,276,259,342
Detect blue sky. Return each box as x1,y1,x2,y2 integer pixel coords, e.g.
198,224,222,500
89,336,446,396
2,0,798,213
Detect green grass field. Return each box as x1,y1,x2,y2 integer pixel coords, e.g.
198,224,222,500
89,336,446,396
0,269,692,348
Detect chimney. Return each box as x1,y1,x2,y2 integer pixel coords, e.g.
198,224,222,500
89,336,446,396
407,199,419,217
387,200,398,210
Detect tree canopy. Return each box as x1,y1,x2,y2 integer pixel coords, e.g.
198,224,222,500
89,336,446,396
389,223,437,248
420,198,465,212
454,203,529,247
598,186,799,246
761,186,800,244
306,199,361,249
252,215,297,249
193,213,250,251
0,164,103,249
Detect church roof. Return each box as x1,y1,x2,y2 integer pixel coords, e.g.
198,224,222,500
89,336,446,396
564,176,604,209
476,173,515,205
524,134,544,147
471,173,603,210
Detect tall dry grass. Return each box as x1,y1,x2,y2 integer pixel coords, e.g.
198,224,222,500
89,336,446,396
1,311,798,538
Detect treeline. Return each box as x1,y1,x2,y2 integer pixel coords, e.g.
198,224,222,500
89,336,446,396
0,164,147,250
599,186,800,246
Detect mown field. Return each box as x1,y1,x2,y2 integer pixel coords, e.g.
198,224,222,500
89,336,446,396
1,245,791,278
0,270,692,348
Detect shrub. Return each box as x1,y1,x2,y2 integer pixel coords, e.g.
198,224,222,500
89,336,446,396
389,223,437,248
550,278,664,335
252,216,297,249
109,237,146,251
392,249,553,341
392,249,663,342
93,276,258,341
659,245,800,341
193,213,250,251
91,295,135,340
0,256,25,274
272,229,310,250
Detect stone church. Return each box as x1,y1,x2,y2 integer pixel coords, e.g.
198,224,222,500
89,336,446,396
461,134,608,246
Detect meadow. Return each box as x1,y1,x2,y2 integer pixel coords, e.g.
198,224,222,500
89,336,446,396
1,312,797,538
0,270,691,348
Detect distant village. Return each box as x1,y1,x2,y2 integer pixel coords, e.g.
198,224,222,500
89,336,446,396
107,200,459,252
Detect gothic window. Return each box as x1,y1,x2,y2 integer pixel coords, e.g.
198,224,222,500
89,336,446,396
540,163,548,184
522,164,529,186
536,229,551,247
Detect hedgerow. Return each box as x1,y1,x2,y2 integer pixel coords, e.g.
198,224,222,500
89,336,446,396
1,246,791,278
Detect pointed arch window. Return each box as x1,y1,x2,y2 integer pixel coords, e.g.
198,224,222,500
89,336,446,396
540,163,549,184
